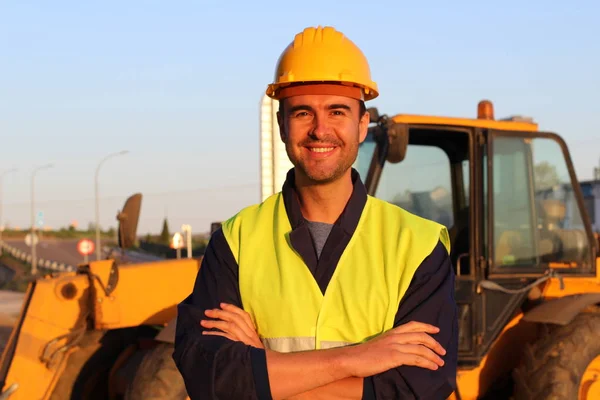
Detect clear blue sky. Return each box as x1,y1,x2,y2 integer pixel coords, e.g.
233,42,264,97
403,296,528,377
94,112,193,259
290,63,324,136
1,0,599,234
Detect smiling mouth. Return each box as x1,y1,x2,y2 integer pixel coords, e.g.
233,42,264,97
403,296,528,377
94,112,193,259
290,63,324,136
308,147,335,153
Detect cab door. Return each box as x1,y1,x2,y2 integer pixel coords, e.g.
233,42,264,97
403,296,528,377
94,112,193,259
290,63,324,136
472,129,598,361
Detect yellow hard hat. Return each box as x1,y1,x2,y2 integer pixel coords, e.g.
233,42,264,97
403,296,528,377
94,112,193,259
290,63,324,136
266,26,379,101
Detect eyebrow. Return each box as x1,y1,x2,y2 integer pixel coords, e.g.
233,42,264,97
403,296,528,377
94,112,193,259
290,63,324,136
288,103,353,114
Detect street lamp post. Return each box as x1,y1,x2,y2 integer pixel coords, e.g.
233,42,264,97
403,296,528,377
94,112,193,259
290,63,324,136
0,168,18,254
181,224,193,258
95,150,129,261
31,163,53,275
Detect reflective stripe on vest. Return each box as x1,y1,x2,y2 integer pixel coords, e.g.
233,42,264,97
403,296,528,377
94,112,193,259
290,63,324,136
222,193,450,352
261,337,352,352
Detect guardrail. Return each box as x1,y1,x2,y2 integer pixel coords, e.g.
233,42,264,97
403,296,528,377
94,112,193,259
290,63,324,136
0,242,78,272
0,242,166,274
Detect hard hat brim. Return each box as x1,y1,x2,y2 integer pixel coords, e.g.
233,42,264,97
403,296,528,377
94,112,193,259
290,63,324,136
267,81,378,101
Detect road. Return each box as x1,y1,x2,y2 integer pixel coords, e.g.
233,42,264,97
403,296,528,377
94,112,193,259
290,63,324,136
4,238,103,268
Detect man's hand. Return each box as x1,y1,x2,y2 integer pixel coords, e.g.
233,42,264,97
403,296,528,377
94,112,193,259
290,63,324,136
341,321,447,378
200,303,264,349
262,320,447,399
200,305,445,376
200,306,447,399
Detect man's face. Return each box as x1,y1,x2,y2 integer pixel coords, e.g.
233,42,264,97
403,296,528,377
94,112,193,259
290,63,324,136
277,94,370,185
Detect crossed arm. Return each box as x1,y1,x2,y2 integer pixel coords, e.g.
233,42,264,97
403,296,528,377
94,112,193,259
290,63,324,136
201,302,447,400
173,231,458,400
202,306,367,399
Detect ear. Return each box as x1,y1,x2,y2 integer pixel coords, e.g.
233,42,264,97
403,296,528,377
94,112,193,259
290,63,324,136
358,109,370,143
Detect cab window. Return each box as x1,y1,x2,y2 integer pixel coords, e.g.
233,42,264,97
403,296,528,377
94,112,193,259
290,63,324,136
490,135,592,268
356,143,454,229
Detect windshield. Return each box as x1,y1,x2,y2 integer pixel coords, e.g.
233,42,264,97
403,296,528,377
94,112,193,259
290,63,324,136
356,133,456,229
488,135,592,268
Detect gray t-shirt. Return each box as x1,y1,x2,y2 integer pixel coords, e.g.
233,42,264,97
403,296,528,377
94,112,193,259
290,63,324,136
305,220,334,259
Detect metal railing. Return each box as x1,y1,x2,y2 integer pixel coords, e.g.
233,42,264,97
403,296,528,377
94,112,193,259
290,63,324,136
0,242,167,275
0,242,76,272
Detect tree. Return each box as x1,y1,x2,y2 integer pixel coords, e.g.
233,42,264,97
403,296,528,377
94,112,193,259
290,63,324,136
160,218,170,244
534,162,560,191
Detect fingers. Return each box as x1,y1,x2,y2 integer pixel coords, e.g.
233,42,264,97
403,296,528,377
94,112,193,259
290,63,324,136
201,318,263,348
385,322,446,357
203,306,256,340
204,304,256,334
393,344,445,370
200,318,253,344
220,303,257,331
393,332,446,356
202,330,237,342
393,321,440,335
200,304,264,348
396,353,440,371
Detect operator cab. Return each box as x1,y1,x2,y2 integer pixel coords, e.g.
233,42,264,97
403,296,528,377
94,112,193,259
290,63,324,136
357,100,597,366
357,101,595,275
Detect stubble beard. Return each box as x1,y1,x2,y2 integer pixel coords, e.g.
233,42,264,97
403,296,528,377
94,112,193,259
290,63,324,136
285,140,358,185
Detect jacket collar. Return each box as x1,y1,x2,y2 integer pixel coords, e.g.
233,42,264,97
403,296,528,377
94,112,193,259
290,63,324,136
280,167,368,293
281,167,368,235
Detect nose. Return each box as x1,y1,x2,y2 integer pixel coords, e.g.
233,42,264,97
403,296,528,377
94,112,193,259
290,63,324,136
309,113,330,139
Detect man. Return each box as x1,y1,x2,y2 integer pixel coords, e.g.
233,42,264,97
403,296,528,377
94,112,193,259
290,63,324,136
173,26,458,399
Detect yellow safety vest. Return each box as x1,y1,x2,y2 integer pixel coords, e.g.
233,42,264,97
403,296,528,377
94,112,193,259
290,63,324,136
221,192,450,352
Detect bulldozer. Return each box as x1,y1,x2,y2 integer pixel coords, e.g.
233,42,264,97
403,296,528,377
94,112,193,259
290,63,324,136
1,99,600,399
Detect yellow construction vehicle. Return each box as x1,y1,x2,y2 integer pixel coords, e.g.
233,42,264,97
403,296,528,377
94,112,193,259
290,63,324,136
1,100,599,399
0,194,199,400
359,100,600,400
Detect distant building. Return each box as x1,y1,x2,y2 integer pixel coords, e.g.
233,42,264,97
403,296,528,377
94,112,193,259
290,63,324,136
578,180,600,232
260,95,293,202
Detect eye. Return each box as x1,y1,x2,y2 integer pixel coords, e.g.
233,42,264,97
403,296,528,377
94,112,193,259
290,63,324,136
293,111,310,118
331,110,346,116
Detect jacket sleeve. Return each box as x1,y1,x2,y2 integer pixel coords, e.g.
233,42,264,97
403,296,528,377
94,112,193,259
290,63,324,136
362,239,459,400
172,229,272,400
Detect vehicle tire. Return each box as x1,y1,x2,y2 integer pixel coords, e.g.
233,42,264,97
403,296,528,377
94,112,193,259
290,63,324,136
512,312,600,400
49,327,155,400
48,330,111,400
125,342,188,400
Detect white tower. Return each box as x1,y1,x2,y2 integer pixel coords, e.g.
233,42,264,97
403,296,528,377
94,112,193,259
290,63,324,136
260,94,294,202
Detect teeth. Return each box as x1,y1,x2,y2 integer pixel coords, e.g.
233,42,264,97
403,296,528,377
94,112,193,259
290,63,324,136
309,147,334,153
